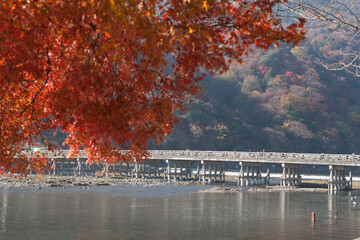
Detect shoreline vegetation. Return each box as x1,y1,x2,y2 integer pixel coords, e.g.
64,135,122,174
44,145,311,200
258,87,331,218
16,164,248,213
0,175,359,193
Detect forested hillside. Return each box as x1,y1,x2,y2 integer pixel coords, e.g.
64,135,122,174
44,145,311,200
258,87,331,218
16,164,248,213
157,25,360,154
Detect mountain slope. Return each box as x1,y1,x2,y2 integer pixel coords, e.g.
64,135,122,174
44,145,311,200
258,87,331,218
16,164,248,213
158,26,360,154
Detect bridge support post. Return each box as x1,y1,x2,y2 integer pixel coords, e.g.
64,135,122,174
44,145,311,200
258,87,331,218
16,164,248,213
165,160,191,181
60,159,64,176
347,172,352,190
238,162,261,186
280,163,301,186
328,165,347,193
166,160,170,180
67,160,71,176
132,162,139,178
91,163,95,176
51,158,56,175
118,161,131,177
264,169,270,185
199,160,225,184
144,160,160,178
132,160,160,179
74,158,81,176
174,163,178,180
85,163,90,176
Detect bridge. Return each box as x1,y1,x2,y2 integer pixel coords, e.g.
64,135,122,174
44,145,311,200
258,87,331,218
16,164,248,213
32,150,360,193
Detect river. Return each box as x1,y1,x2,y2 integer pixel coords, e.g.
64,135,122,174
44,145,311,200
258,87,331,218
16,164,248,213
0,185,360,240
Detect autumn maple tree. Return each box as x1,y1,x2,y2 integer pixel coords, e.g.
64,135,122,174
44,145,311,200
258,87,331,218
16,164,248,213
0,0,305,174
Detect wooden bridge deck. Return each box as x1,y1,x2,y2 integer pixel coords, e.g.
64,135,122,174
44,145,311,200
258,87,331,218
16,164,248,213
148,150,360,166
38,150,360,167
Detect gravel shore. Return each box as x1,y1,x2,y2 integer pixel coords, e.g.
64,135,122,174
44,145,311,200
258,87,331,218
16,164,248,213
0,175,358,193
198,185,329,193
0,175,194,190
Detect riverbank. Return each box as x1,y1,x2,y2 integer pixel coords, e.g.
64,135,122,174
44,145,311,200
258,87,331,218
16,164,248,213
0,175,193,190
199,185,329,193
0,175,359,193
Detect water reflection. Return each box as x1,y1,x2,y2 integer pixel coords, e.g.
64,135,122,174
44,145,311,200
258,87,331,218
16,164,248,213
0,190,7,233
0,187,359,239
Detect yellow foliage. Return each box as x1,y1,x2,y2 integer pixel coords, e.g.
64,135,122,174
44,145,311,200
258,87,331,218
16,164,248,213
203,1,209,11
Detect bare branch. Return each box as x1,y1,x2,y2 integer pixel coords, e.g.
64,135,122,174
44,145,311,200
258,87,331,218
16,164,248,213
277,0,360,77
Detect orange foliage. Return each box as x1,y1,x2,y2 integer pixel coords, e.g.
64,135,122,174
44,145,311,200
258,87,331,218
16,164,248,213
0,0,305,173
280,93,308,114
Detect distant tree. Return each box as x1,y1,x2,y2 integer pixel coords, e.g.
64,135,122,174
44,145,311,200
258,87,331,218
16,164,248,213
241,75,262,93
281,93,310,120
190,123,204,139
286,120,314,151
287,121,314,139
302,68,323,88
264,127,290,151
278,0,360,76
290,46,308,60
348,112,360,126
271,74,290,88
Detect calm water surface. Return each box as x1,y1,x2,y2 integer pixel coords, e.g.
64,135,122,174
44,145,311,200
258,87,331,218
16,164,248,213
0,185,360,240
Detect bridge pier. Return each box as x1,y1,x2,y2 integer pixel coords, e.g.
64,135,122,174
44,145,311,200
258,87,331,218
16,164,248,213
199,160,225,183
348,172,353,189
118,161,132,177
59,160,63,175
328,165,347,193
74,158,81,176
238,162,262,186
280,163,301,186
51,158,56,175
88,163,95,176
165,160,191,181
53,159,69,176
264,169,270,185
67,160,71,176
132,160,160,179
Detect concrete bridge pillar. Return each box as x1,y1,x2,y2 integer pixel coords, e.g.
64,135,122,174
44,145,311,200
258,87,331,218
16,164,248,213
74,158,81,176
67,159,71,176
165,160,191,181
347,172,353,189
60,159,64,175
132,162,139,178
238,162,262,186
199,160,225,183
132,160,160,179
328,165,347,193
280,163,301,186
118,161,132,177
51,158,56,175
264,169,270,185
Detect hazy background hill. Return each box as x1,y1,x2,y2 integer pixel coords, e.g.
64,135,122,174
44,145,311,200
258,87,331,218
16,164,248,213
156,24,360,154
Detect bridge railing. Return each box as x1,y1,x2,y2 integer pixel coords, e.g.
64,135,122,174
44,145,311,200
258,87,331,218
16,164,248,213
19,150,360,166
